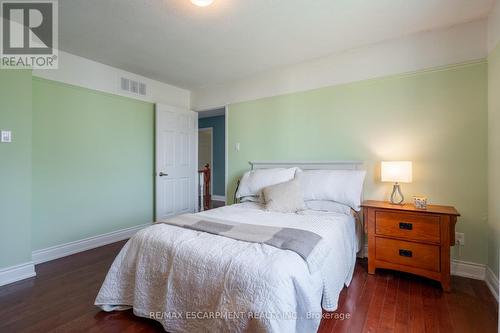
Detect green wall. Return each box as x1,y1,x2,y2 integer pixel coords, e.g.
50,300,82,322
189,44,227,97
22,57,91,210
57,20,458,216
32,78,154,250
488,43,500,279
0,72,157,268
0,71,33,268
199,115,226,196
228,62,488,264
0,59,495,278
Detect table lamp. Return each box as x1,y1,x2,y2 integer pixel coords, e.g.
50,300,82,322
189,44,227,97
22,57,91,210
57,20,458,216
381,161,412,205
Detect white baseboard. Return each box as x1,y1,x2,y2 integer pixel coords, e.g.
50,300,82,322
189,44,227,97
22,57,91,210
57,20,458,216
32,223,151,265
485,266,499,302
451,259,486,280
0,262,36,287
212,195,226,202
359,244,368,258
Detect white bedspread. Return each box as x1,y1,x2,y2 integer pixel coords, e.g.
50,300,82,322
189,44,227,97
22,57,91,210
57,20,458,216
95,203,357,333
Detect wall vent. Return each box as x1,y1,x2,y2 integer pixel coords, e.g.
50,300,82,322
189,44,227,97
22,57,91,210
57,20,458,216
120,77,130,91
120,77,147,96
130,80,139,94
139,82,146,96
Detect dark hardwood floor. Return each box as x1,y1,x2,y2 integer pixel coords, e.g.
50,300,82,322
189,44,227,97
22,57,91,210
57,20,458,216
0,240,497,333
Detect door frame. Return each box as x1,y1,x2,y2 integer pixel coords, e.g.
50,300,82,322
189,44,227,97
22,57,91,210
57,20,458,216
197,127,214,196
196,107,228,203
224,105,228,203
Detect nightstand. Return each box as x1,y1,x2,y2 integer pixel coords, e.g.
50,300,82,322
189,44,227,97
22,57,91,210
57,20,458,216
362,200,460,291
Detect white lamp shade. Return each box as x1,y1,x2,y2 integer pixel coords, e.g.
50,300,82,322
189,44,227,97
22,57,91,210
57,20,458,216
190,0,214,6
381,161,413,183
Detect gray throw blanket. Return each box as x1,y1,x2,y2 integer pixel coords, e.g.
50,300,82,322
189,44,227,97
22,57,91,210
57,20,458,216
159,214,322,261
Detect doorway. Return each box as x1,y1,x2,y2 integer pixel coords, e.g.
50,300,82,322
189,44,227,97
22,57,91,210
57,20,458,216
198,127,213,193
198,128,213,172
197,107,226,208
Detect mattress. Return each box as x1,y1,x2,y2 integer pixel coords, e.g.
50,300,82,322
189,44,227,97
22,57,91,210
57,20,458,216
95,202,358,333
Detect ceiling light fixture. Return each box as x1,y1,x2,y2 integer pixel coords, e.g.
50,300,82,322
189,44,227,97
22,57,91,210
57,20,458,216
190,0,214,7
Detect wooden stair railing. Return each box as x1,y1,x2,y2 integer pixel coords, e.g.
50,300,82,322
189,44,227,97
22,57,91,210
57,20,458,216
198,163,211,211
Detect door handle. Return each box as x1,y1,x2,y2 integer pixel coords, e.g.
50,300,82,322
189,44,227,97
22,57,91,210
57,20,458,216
159,172,168,177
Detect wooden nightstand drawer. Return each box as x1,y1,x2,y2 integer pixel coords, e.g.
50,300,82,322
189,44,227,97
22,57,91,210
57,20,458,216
363,200,459,291
375,211,440,243
375,237,440,272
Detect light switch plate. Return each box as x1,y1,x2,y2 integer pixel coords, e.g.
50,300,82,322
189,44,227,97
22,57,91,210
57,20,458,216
1,130,12,143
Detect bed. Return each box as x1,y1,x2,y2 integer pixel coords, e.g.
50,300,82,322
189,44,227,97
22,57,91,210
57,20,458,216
95,161,365,333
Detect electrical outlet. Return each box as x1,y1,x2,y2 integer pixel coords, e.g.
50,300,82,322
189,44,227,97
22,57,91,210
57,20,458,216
455,232,465,245
1,130,11,143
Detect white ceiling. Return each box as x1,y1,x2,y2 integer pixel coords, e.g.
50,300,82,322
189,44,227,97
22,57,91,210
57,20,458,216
59,0,494,90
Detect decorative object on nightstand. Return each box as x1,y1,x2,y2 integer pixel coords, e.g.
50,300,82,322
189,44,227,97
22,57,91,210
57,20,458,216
381,161,412,204
362,200,460,291
413,195,428,209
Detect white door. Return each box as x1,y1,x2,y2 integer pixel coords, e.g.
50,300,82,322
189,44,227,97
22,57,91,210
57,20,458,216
156,104,197,220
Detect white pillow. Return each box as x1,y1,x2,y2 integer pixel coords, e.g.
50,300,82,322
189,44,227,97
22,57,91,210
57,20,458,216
297,169,366,211
262,179,306,213
305,200,352,215
235,167,298,199
239,196,262,203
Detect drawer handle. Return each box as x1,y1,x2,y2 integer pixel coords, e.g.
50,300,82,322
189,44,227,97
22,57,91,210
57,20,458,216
399,249,413,258
399,222,413,230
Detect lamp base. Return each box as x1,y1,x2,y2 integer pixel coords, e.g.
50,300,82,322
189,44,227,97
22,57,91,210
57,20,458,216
390,183,405,205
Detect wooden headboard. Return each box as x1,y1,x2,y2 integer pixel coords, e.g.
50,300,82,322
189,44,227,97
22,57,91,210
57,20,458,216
249,160,364,171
